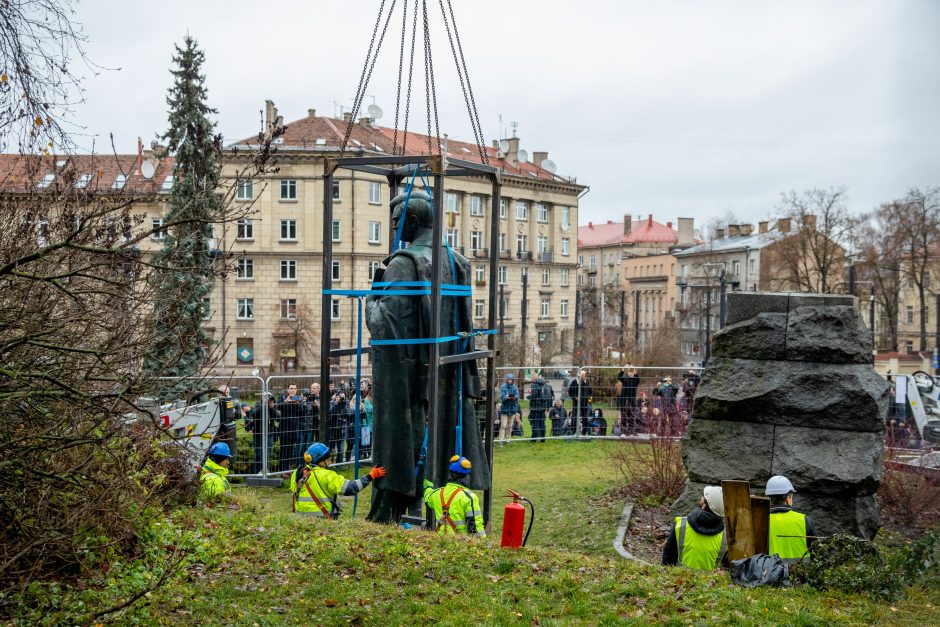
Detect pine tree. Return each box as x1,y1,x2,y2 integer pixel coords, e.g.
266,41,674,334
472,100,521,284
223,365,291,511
144,35,221,380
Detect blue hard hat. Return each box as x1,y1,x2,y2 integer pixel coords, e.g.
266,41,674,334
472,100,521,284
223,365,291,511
448,455,472,475
305,442,332,464
208,442,231,458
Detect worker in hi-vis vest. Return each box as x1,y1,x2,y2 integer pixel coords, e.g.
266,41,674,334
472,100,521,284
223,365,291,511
423,455,486,538
662,485,727,570
766,475,817,561
200,442,233,499
290,442,385,518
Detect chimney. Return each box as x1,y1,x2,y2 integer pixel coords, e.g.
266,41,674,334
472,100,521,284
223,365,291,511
740,223,754,236
776,217,791,233
758,221,769,234
666,221,673,229
648,214,654,226
588,221,593,229
802,214,817,230
343,112,352,122
136,137,143,175
607,220,613,225
359,116,372,128
624,214,632,235
308,108,317,118
532,151,548,168
677,217,694,247
716,227,725,239
728,224,740,237
264,100,278,136
505,136,520,163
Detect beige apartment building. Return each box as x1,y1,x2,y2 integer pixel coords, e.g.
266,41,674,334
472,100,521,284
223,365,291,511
896,246,940,355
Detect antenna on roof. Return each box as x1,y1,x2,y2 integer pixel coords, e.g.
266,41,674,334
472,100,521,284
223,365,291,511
367,104,383,120
517,149,528,163
541,159,557,174
511,121,518,137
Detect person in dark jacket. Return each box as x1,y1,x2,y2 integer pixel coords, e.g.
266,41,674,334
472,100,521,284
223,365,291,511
548,398,567,437
567,369,593,434
328,391,350,463
617,365,640,432
247,398,279,474
526,373,553,442
662,486,727,570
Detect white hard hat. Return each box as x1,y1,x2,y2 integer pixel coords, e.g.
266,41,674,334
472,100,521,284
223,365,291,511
765,475,796,496
703,486,724,517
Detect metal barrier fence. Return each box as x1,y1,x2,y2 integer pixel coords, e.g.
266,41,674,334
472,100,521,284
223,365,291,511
153,367,933,479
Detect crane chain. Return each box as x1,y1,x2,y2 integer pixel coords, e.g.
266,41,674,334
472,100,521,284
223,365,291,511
401,0,420,156
438,0,486,164
392,0,409,154
342,0,387,153
444,0,488,164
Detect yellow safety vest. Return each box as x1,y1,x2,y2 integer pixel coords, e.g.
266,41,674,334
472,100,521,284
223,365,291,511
768,510,809,561
290,465,345,516
423,482,485,537
674,517,726,570
199,459,230,498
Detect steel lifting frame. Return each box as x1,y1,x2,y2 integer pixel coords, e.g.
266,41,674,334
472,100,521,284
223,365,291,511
320,154,502,526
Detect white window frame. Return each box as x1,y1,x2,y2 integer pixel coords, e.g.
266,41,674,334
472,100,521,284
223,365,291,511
470,231,483,251
540,298,550,318
498,266,507,284
237,219,254,240
537,236,548,253
151,218,167,240
331,260,341,281
516,234,527,253
474,300,484,319
542,268,551,286
332,219,341,242
159,175,174,192
280,179,297,200
560,299,569,318
474,265,485,283
368,261,380,281
236,179,253,200
515,200,528,220
280,259,297,281
37,173,55,189
369,181,381,204
498,233,507,251
332,180,341,201
236,258,254,280
536,203,548,223
331,299,341,320
281,298,297,320
446,192,460,214
112,174,127,190
445,228,458,248
560,268,569,287
280,219,297,241
499,199,507,219
561,238,570,256
236,298,254,320
75,173,92,189
368,221,381,244
560,206,570,229
470,195,483,216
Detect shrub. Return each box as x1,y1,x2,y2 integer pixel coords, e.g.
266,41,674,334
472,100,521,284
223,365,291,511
611,418,687,505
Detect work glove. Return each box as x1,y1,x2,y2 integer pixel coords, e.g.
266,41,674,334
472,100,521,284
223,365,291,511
368,466,387,480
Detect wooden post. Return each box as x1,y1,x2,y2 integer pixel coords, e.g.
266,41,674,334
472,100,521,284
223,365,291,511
750,495,770,556
721,480,754,561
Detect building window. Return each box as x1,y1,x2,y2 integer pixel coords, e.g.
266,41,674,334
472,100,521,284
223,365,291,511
332,180,341,201
470,231,483,251
475,265,485,283
560,268,569,286
332,260,341,281
331,299,341,320
498,233,507,251
560,206,570,229
536,203,548,222
236,338,254,364
151,218,167,240
578,255,584,266
561,238,570,256
446,192,460,213
75,173,92,189
560,299,569,318
907,306,914,324
516,234,527,253
578,274,584,286
499,297,509,318
281,298,297,319
588,256,596,271
732,260,740,276
37,172,55,189
445,228,458,248
368,261,380,281
236,298,254,320
470,195,483,216
112,174,127,190
280,179,297,200
236,219,254,240
332,220,341,242
201,298,211,320
280,259,297,281
236,258,254,279
159,175,174,192
542,268,551,286
369,181,381,204
280,219,297,241
515,200,528,220
236,179,253,200
474,300,484,319
369,221,381,244
498,266,507,284
749,259,756,274
541,298,550,318
499,198,507,219
589,276,596,288
537,236,548,253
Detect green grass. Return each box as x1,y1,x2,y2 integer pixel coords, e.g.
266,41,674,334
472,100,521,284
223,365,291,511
8,441,939,626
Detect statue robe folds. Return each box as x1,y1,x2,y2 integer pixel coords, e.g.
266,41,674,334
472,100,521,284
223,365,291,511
365,242,491,522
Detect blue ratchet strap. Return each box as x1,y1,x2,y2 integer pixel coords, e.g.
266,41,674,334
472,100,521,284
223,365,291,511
393,165,419,251
415,424,429,478
352,297,363,518
443,241,464,457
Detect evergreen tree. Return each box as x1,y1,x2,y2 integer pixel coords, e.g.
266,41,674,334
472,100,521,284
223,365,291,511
145,35,221,379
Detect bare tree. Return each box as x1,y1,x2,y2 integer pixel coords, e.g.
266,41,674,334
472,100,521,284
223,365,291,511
272,299,317,372
854,210,901,351
767,187,853,293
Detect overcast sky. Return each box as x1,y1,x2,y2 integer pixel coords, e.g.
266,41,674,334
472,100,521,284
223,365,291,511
71,0,940,227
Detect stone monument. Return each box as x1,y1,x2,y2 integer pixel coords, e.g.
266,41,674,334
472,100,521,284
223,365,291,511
673,292,888,539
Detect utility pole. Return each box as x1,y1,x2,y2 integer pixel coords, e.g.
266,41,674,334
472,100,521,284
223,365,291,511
705,286,712,362
620,290,625,352
935,293,940,375
520,272,528,364
718,269,727,329
634,290,640,350
870,291,876,353
499,283,505,337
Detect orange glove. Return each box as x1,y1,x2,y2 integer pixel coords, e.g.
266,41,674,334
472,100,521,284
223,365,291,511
368,466,387,480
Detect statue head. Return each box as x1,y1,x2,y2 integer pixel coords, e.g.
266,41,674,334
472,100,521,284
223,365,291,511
391,189,433,243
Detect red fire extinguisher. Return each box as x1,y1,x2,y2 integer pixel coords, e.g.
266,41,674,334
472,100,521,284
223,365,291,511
501,489,535,548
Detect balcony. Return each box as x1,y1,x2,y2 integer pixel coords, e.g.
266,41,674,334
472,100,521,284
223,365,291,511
586,266,597,274
675,301,690,312
498,249,511,260
472,247,488,258
474,279,487,287
538,251,553,263
516,251,533,261
676,276,688,286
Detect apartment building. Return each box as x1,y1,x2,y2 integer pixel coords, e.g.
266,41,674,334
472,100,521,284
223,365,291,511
896,244,940,355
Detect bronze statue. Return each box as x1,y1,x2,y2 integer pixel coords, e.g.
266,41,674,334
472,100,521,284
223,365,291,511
365,190,491,523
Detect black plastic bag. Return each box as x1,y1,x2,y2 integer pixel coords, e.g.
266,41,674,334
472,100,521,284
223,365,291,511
730,553,789,587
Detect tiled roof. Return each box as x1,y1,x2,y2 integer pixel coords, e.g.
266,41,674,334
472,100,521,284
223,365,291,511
578,215,680,248
232,113,579,184
0,153,175,195
673,230,780,256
